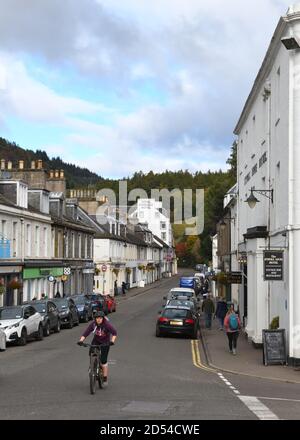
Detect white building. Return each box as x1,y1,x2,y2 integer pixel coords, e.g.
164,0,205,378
234,4,300,363
130,199,173,247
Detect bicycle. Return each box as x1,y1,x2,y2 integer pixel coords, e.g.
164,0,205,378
78,342,108,394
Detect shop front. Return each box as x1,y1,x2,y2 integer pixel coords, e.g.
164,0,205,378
23,266,64,301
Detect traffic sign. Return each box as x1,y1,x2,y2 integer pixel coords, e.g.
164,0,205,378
101,264,107,272
48,276,55,283
64,267,71,276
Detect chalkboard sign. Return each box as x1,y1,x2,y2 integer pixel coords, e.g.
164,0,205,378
262,329,287,366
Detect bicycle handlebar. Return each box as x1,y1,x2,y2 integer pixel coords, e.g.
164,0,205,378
77,342,113,348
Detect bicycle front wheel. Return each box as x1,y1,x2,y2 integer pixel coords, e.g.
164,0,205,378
98,365,104,389
89,357,97,395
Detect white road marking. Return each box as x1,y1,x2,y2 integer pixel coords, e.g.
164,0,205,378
257,396,300,403
238,395,279,420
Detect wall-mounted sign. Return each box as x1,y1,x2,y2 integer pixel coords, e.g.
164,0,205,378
48,276,55,282
63,267,71,276
264,251,284,281
226,272,243,284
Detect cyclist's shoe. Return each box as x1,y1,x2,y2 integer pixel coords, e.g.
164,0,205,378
102,377,108,387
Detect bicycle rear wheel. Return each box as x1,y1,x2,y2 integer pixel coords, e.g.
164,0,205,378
89,357,97,395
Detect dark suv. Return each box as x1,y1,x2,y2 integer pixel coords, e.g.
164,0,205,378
86,294,109,315
52,297,80,328
28,300,61,336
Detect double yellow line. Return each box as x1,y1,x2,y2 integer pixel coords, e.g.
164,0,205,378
191,340,216,374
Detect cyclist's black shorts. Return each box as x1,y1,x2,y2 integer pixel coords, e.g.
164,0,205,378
89,343,110,364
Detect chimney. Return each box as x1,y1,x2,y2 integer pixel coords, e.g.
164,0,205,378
31,161,36,170
18,160,24,170
49,170,54,178
60,170,65,179
0,159,5,170
37,160,43,170
7,161,12,170
55,170,59,178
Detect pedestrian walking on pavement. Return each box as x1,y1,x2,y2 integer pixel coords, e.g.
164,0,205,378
121,281,127,295
224,304,241,355
215,297,227,330
201,294,215,329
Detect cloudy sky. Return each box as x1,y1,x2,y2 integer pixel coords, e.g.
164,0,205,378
0,0,292,178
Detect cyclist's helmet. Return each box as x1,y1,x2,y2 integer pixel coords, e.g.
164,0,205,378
94,311,105,319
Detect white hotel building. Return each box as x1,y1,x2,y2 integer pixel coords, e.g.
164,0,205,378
234,4,300,364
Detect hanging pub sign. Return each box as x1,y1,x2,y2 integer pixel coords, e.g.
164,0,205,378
226,272,243,284
263,251,284,281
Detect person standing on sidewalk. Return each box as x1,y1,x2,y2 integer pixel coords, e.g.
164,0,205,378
224,304,241,355
201,294,215,329
215,297,227,330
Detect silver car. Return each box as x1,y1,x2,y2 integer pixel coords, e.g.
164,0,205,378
0,328,6,351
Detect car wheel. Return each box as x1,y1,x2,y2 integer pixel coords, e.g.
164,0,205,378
43,321,50,337
68,316,73,329
155,327,161,337
36,324,44,341
54,319,61,333
18,328,27,346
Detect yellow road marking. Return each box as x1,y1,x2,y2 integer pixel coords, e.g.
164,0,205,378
191,340,216,374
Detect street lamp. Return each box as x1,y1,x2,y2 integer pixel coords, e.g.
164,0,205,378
245,189,273,209
281,37,300,50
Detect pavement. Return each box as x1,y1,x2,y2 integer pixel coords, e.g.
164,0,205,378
199,315,300,384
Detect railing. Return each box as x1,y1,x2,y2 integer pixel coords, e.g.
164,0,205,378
0,234,10,259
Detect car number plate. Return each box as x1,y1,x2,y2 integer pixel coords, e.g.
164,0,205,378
170,321,183,326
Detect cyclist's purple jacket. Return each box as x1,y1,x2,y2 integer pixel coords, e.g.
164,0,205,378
82,318,117,344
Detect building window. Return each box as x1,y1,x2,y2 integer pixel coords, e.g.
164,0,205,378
26,224,31,256
160,222,166,229
35,226,40,257
12,222,18,257
43,227,47,257
1,220,7,238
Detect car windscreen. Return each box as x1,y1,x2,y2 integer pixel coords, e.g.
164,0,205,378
0,307,23,320
171,291,193,298
168,300,194,309
163,309,189,319
73,296,85,305
32,303,46,313
52,299,68,310
91,295,103,302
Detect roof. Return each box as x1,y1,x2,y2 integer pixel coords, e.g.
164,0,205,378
170,288,194,293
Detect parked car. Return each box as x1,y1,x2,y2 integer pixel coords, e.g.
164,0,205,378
86,294,109,315
163,288,200,310
104,295,117,313
72,295,93,322
0,328,6,351
52,297,80,328
179,277,196,291
0,305,44,346
156,306,199,339
166,297,198,314
28,300,61,336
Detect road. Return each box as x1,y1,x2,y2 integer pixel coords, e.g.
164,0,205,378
1,274,300,420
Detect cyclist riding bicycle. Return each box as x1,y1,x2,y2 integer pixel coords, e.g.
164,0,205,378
77,311,117,385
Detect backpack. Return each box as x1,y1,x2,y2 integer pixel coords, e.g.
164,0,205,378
229,313,239,331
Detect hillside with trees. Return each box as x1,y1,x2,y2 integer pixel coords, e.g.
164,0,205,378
0,137,237,265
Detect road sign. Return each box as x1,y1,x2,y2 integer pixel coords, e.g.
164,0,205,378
48,276,55,282
264,251,284,281
101,264,107,272
63,267,71,276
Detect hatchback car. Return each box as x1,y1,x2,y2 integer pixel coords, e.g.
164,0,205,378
104,295,117,313
52,297,80,328
72,295,93,322
166,297,198,314
163,288,199,308
28,300,61,336
0,305,44,345
156,306,199,339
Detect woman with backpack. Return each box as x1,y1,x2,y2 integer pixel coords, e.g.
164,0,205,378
224,304,241,355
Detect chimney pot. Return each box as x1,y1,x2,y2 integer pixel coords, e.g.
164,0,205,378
0,159,5,170
7,161,13,170
19,160,24,170
31,161,36,170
